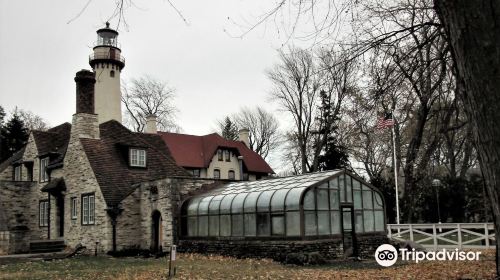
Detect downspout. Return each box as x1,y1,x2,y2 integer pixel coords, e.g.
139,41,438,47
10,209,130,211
237,156,244,181
106,206,123,253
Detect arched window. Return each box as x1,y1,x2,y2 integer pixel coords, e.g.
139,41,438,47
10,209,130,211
228,170,235,180
110,70,115,77
213,169,220,179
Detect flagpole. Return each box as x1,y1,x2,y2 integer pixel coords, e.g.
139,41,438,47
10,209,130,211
391,117,401,237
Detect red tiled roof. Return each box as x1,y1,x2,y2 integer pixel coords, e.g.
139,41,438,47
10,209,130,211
158,132,274,174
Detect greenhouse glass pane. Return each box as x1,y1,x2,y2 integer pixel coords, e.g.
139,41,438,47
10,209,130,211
257,190,275,212
355,211,364,233
220,194,236,214
364,210,374,232
209,195,224,214
285,187,305,210
272,215,285,235
375,210,385,231
209,215,219,236
187,197,201,216
304,211,317,236
187,217,197,236
330,211,341,234
363,189,373,209
343,209,352,231
232,214,243,236
270,189,289,211
244,214,256,236
329,189,339,210
286,212,300,236
329,177,339,189
354,190,362,210
303,188,315,210
339,175,346,202
198,216,208,236
346,176,352,202
244,192,260,213
317,188,329,210
231,193,248,214
374,192,384,210
257,213,270,236
352,179,361,190
220,215,231,236
317,211,330,235
198,197,212,215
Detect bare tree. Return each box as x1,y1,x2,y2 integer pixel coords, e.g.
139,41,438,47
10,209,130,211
232,107,281,160
121,76,179,132
268,47,320,173
16,109,49,131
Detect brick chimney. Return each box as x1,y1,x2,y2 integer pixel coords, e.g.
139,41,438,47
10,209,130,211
238,128,250,148
72,70,100,139
145,114,157,134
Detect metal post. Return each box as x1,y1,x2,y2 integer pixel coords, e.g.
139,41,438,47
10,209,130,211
392,124,401,236
457,223,462,249
432,224,437,251
485,223,490,248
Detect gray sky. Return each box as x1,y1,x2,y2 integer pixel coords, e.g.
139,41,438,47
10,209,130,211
0,1,293,132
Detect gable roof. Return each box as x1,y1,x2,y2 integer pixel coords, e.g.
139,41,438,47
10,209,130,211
0,123,71,172
32,122,71,168
159,132,274,174
80,120,191,207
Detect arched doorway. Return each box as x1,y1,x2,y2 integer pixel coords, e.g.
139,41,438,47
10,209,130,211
152,210,163,253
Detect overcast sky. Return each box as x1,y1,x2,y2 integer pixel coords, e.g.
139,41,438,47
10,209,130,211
0,1,299,130
0,1,312,169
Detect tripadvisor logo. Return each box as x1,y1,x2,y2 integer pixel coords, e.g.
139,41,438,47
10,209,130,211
375,244,482,267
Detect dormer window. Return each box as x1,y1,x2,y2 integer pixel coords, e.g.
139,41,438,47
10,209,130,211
13,165,22,181
130,148,146,167
40,157,49,182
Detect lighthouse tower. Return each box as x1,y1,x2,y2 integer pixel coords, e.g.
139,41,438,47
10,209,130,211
89,22,125,124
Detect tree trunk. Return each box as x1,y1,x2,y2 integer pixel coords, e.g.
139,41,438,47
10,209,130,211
435,0,500,276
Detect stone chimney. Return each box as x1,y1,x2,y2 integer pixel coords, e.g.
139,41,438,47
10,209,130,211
145,115,157,134
238,128,250,148
72,70,100,139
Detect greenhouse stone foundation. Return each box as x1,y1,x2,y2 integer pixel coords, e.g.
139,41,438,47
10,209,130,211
178,233,388,262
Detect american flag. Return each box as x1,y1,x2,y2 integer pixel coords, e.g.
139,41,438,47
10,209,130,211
377,113,395,129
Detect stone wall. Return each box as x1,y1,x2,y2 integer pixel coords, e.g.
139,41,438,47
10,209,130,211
0,230,30,254
62,128,111,253
178,238,344,261
113,178,214,252
178,233,388,262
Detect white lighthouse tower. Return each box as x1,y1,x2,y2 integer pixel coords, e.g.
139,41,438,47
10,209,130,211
89,22,125,124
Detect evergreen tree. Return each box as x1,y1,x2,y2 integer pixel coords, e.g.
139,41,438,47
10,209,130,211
219,116,239,141
1,113,29,162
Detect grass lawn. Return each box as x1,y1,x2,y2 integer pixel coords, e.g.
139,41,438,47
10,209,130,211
0,251,495,280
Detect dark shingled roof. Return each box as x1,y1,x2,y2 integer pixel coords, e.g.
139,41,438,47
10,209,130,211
80,120,191,206
32,123,72,168
159,132,274,174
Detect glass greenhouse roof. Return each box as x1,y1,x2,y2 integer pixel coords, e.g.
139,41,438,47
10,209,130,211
196,170,343,197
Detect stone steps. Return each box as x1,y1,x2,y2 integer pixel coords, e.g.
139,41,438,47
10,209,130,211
29,240,66,253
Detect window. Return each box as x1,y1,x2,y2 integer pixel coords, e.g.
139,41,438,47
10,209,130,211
40,157,49,182
218,149,223,161
130,148,146,167
110,70,115,77
71,197,77,220
39,200,49,227
192,169,200,177
27,165,33,181
82,194,95,225
213,169,220,179
228,170,235,180
225,151,231,162
13,165,21,181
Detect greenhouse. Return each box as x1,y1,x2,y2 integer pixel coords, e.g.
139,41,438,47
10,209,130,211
179,170,387,260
